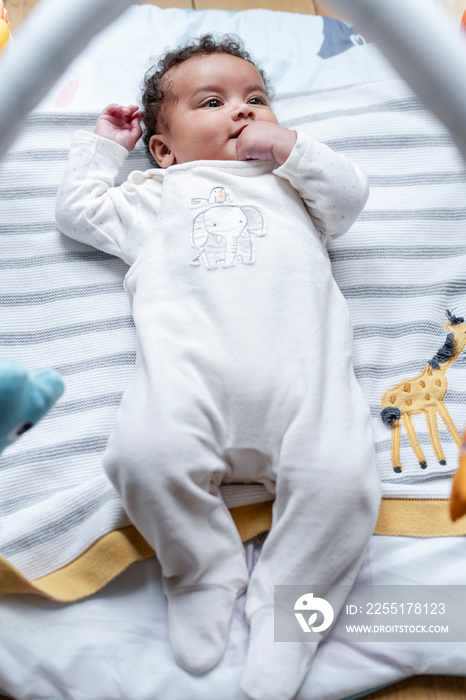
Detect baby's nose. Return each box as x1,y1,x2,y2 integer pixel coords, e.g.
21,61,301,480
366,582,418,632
233,103,255,120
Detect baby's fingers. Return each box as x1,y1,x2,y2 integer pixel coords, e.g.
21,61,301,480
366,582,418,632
126,104,143,116
102,104,141,123
102,103,126,116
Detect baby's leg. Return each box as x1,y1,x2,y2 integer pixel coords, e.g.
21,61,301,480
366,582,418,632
240,386,382,700
103,375,249,675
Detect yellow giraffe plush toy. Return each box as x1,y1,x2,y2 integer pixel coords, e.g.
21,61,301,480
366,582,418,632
450,428,466,521
381,310,466,472
0,1,11,52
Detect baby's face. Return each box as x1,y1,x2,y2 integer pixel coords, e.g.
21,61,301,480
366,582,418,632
149,53,278,167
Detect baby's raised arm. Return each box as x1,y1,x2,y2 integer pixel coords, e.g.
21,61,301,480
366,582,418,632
94,104,143,152
56,106,161,266
271,130,370,239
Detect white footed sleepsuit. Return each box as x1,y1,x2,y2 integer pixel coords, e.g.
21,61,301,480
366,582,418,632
56,130,381,700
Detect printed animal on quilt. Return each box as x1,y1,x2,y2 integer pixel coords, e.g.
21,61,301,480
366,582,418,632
449,428,466,521
381,310,466,472
0,358,64,455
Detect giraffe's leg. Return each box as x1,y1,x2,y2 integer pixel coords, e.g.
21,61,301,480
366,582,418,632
425,409,446,464
401,413,428,468
437,401,462,448
391,419,402,472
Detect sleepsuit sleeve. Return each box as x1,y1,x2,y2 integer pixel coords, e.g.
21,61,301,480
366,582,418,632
273,130,369,240
55,130,161,265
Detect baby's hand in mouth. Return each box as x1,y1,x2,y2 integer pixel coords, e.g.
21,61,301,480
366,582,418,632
236,122,297,165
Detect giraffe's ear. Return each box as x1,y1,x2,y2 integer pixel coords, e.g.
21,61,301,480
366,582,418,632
446,309,465,325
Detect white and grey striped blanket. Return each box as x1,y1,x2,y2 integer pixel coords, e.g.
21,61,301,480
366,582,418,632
1,76,466,590
275,79,466,498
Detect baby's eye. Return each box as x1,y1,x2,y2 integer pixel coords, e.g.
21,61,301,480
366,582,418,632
248,97,266,105
204,99,222,108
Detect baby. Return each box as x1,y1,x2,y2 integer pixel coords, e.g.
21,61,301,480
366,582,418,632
55,34,381,700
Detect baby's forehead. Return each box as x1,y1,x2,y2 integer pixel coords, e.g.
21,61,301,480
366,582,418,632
166,53,266,95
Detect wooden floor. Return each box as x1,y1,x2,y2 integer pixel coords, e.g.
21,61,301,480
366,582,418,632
4,0,466,26
2,1,466,699
3,0,342,27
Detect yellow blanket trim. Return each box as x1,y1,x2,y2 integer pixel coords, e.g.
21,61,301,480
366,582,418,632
2,498,465,602
0,504,273,602
0,525,154,602
229,500,273,541
374,497,466,537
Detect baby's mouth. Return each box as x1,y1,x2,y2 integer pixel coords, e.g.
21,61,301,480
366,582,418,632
231,125,248,139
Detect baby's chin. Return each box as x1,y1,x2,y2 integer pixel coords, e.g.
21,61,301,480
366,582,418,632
184,154,239,164
211,143,240,162
173,143,240,164
205,139,243,162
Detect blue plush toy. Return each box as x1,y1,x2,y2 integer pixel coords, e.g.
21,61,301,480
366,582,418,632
0,358,64,454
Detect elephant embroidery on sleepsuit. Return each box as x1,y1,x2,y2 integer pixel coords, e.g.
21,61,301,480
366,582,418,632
190,187,266,270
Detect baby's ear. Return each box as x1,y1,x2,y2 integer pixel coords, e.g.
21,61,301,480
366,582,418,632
149,134,175,168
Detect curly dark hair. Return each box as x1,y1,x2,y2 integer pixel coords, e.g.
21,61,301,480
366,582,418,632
140,34,273,165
